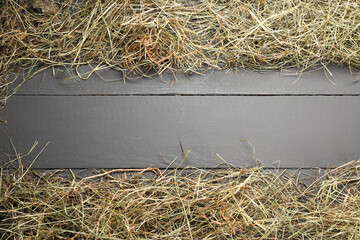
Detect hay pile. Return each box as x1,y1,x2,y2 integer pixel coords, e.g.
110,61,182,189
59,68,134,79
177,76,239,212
2,1,360,238
1,160,360,239
1,0,360,101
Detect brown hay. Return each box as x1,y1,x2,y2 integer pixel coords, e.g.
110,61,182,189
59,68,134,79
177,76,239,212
1,159,360,239
2,2,360,238
1,0,360,106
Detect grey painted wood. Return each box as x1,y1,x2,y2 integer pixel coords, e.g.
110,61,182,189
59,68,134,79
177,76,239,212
13,66,360,95
1,96,360,168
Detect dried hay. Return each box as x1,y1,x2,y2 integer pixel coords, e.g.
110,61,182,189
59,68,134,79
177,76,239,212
1,0,360,106
1,158,360,239
2,1,360,238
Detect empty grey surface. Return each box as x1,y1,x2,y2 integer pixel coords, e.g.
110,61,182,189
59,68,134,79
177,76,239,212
13,66,360,95
1,96,360,168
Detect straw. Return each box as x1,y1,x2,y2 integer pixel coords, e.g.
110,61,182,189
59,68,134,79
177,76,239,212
1,159,360,239
1,0,360,107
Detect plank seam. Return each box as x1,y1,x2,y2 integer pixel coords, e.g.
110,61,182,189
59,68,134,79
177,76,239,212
13,94,360,97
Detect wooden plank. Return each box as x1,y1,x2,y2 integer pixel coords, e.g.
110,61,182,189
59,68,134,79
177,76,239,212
13,66,360,95
1,96,360,168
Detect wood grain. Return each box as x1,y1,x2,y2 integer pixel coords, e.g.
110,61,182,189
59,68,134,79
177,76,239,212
13,66,360,95
1,96,359,168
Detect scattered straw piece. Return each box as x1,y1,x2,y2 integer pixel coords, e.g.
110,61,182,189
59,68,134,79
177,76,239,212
1,0,360,107
1,160,360,239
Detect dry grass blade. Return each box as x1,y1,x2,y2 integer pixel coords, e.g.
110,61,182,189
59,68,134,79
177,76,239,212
1,159,360,239
1,0,360,107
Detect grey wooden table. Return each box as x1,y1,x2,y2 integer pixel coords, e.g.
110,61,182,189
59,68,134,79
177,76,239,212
1,66,360,168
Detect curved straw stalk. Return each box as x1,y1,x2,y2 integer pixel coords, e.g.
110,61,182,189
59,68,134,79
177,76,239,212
1,160,360,239
1,0,359,87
